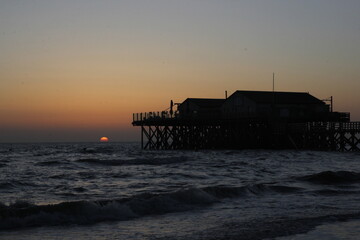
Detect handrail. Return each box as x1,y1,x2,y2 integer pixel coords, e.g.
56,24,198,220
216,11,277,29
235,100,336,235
132,111,265,122
133,112,357,129
288,122,360,132
133,111,178,122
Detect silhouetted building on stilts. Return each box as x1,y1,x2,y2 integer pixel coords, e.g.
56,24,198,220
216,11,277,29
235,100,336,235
132,90,359,151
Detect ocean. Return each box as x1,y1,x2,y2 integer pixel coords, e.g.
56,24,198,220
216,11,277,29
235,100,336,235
1,142,360,240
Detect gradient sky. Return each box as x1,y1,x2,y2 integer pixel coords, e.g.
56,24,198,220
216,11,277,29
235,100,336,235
1,0,360,143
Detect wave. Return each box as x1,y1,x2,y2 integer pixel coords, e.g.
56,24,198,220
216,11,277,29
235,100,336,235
76,156,188,166
0,183,301,230
313,189,360,196
33,152,55,157
0,149,14,154
0,182,15,190
195,212,360,240
80,146,115,154
298,171,360,184
35,160,66,166
0,180,37,189
0,188,213,230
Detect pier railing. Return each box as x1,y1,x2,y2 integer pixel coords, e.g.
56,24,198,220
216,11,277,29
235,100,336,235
289,122,360,132
132,111,268,125
133,111,351,124
133,111,177,122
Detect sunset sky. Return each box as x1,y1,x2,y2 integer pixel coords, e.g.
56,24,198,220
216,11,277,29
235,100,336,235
1,0,360,143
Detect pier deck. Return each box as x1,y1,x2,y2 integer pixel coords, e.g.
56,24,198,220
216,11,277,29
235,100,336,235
132,112,360,151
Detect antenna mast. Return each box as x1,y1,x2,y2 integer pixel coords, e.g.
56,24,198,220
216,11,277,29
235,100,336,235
272,73,275,115
273,72,275,92
322,96,333,112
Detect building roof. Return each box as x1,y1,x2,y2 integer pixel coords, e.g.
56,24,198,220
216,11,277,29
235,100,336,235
182,98,225,108
232,90,325,105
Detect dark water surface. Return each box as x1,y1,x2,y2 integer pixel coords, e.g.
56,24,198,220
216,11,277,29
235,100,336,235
1,142,360,239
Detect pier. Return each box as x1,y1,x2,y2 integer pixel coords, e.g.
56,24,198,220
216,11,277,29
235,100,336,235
132,114,360,151
288,122,360,151
132,91,360,151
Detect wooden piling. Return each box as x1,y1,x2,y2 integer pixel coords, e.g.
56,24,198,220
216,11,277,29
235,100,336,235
132,113,360,151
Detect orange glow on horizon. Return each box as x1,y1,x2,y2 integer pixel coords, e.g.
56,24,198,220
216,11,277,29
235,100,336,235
1,0,360,144
100,137,109,142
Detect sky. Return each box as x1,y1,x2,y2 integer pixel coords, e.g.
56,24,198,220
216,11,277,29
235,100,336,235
1,0,360,143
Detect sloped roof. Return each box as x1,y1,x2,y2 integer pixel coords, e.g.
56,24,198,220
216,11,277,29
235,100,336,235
183,98,225,108
232,91,325,105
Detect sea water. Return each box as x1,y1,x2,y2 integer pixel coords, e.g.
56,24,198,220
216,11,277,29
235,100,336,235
1,142,360,239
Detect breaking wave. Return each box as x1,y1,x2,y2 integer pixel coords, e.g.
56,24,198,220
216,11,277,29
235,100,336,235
298,171,360,184
76,156,188,166
0,184,301,230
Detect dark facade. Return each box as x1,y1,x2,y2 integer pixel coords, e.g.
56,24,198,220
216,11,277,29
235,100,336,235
177,98,225,119
176,91,347,122
222,90,331,122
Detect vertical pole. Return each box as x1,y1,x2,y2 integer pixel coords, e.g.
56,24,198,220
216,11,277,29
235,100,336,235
170,100,174,117
141,125,144,149
272,73,275,107
271,72,275,142
330,96,333,112
273,72,275,92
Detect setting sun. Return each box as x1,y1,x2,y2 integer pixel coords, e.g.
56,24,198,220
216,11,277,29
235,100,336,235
100,137,109,142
